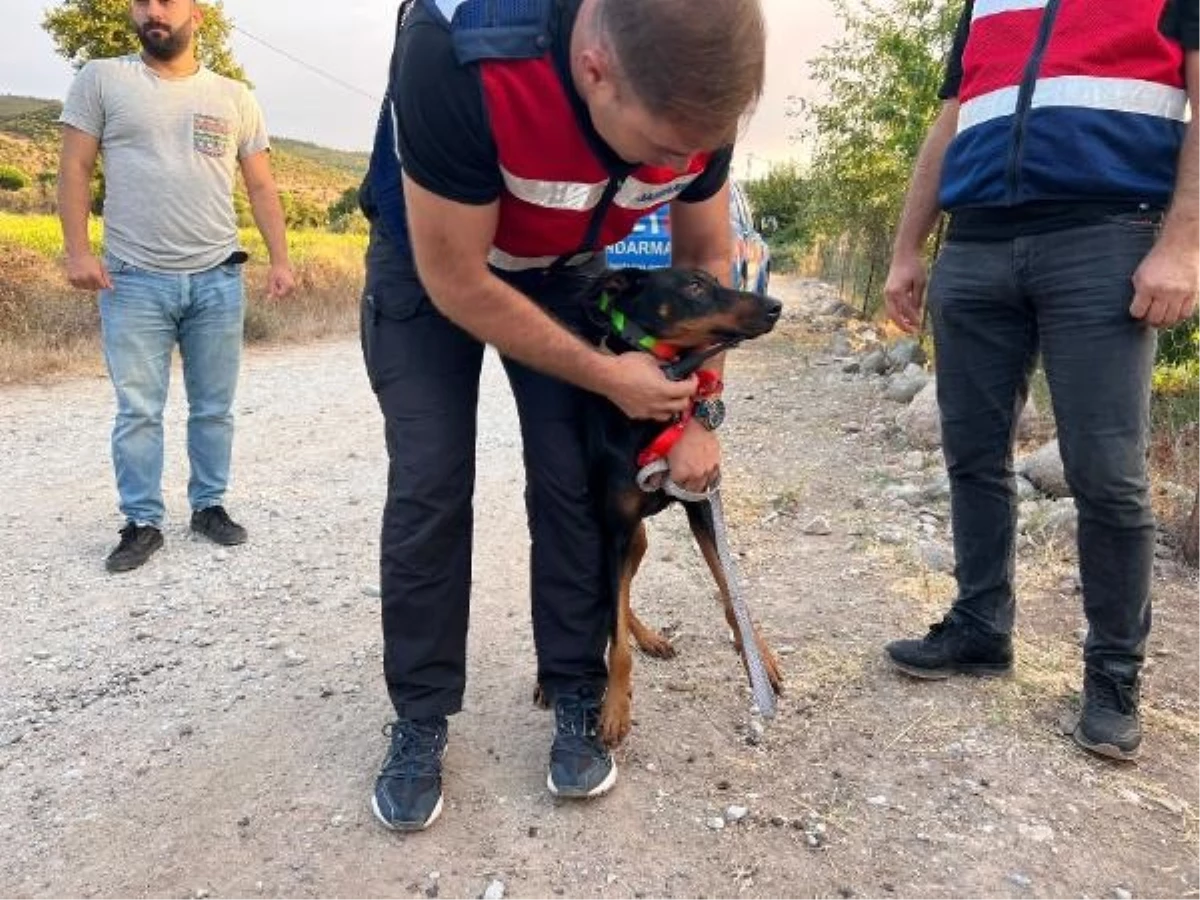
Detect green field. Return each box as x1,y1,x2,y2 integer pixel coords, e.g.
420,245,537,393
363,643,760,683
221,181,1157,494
0,212,366,261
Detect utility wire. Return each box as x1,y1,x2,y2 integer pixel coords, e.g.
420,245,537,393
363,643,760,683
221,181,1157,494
231,24,381,104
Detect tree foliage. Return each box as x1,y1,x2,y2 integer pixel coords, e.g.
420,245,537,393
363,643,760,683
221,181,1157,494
43,0,246,82
742,163,809,246
801,0,958,244
327,185,368,233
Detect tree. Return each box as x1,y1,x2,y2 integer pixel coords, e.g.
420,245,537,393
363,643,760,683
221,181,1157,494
43,0,246,82
279,191,326,230
792,0,958,310
802,0,957,233
743,163,809,246
327,185,367,233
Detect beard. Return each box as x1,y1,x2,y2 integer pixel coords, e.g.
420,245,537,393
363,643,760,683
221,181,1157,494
136,20,193,62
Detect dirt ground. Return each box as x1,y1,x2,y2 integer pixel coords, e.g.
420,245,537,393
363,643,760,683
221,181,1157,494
0,276,1196,899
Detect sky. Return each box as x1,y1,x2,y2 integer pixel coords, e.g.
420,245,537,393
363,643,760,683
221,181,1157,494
0,1,840,178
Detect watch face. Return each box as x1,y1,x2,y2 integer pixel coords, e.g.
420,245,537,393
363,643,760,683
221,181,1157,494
697,398,725,430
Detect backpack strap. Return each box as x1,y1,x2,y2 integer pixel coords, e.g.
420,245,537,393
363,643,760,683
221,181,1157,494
423,0,555,63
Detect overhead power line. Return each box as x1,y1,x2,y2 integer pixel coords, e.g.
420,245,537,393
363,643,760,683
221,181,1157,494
231,24,381,104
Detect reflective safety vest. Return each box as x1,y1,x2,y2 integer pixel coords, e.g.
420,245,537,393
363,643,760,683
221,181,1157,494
939,0,1189,211
367,0,711,273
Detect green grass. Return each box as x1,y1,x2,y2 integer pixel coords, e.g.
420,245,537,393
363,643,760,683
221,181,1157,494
0,211,102,255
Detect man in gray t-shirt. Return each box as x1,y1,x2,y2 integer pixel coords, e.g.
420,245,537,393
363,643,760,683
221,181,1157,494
57,0,295,573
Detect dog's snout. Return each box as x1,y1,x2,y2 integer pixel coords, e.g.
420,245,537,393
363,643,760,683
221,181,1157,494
765,299,783,322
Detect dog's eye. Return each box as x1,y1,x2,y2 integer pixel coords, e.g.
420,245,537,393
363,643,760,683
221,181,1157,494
684,281,707,298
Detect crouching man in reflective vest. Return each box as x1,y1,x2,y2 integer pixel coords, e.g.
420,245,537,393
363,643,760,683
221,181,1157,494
359,0,767,830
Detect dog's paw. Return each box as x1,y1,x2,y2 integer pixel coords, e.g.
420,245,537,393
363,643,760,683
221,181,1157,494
599,695,632,747
637,631,677,659
631,618,677,659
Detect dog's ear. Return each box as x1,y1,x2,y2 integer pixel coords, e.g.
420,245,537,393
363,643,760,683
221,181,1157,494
600,267,648,302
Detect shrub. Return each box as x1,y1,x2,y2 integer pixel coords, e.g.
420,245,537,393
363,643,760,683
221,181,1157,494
0,165,31,192
1157,318,1199,369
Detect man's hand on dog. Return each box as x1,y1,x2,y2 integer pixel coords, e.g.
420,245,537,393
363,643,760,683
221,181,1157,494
602,353,698,421
666,423,721,494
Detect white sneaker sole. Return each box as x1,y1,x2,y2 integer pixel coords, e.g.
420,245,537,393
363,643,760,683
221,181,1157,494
371,792,443,832
546,759,618,798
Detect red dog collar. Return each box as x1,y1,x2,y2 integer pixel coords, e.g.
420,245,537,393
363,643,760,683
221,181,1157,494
637,369,723,468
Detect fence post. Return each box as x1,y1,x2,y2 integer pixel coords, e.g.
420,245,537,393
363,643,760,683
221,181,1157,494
862,257,876,317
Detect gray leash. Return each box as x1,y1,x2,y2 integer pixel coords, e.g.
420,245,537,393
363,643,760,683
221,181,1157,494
636,460,777,719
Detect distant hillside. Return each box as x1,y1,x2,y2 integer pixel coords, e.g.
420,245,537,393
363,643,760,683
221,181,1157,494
0,95,61,121
271,137,368,178
0,96,367,218
0,96,63,144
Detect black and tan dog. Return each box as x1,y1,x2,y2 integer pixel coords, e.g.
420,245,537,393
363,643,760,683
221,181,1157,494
585,267,785,746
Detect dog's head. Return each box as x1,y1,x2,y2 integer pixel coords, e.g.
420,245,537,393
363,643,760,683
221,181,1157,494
596,267,782,353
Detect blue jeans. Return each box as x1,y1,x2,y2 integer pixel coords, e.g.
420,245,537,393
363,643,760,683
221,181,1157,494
929,217,1159,671
99,253,245,528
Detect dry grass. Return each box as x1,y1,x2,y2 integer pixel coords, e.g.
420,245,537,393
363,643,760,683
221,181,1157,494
0,215,366,384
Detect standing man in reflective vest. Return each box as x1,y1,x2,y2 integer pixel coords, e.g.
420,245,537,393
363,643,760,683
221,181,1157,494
359,0,765,830
883,0,1197,760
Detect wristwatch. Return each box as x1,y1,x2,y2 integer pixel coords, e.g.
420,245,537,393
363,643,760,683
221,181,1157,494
693,397,726,431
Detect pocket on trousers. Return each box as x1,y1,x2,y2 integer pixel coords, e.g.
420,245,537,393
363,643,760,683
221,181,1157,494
103,253,132,276
1103,211,1163,237
364,289,429,322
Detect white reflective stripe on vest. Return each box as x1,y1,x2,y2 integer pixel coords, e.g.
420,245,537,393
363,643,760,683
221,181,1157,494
958,76,1190,133
501,167,609,211
613,173,700,210
958,85,1021,132
1033,76,1188,120
501,167,701,213
972,0,1048,21
488,247,595,271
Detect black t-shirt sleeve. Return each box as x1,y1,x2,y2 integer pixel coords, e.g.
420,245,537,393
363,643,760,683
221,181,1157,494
392,8,501,204
1161,0,1200,50
675,146,734,203
938,1,973,100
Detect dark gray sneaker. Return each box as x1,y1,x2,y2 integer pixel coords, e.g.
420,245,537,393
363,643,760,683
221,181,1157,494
190,505,247,546
547,688,617,798
885,616,1013,679
372,716,448,831
1073,666,1141,761
106,524,164,573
